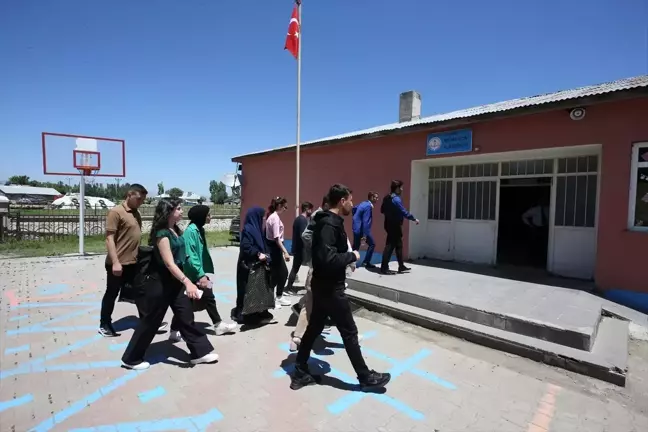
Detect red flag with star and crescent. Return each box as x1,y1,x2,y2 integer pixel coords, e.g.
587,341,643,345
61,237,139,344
284,5,300,59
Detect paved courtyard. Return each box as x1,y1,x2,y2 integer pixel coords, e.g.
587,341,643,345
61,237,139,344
1,247,648,431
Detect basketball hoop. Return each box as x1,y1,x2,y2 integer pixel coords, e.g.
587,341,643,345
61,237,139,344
73,149,101,177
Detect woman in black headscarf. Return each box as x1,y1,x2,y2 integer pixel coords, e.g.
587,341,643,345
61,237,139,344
168,205,237,343
232,206,276,325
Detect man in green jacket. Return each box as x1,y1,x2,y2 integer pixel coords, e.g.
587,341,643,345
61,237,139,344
169,205,238,341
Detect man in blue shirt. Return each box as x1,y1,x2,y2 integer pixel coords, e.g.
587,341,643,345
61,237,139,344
380,180,419,275
352,192,379,268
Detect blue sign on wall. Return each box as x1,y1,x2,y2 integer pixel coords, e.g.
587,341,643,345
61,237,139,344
426,129,473,156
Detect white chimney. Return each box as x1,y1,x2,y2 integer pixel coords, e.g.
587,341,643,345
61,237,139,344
399,90,422,123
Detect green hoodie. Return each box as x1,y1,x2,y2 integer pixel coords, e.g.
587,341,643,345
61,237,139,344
182,223,214,282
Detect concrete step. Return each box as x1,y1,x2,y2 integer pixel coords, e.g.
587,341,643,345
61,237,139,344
347,278,599,351
348,289,628,386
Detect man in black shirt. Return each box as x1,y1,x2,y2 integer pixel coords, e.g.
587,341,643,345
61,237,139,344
286,201,313,292
291,184,391,391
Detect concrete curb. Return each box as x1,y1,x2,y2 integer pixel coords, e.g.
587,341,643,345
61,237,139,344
348,290,626,386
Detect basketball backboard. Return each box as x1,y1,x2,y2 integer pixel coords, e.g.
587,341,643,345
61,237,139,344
42,132,126,177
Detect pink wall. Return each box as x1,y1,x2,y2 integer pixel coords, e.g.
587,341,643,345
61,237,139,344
237,97,648,293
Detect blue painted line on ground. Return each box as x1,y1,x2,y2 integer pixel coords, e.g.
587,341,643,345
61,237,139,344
68,408,224,432
325,334,457,390
409,368,457,390
78,294,98,299
26,361,121,373
30,368,147,432
217,279,235,287
9,325,98,335
4,344,30,355
7,307,98,335
138,386,166,403
9,314,29,322
11,301,101,309
0,334,103,380
109,342,129,351
326,349,431,416
37,283,69,295
275,343,425,420
324,330,378,345
212,292,233,304
0,394,33,412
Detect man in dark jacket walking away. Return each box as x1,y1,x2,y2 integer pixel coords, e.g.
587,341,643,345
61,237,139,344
380,180,419,275
285,201,313,293
291,184,391,391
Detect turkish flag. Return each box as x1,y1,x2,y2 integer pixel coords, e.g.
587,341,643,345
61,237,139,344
284,5,300,59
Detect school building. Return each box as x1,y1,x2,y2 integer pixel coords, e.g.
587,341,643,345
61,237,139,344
232,75,648,311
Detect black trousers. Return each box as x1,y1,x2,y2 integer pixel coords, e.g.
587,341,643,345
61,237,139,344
121,272,213,364
101,264,144,325
295,284,370,378
171,286,222,331
235,260,247,313
268,242,288,297
286,251,303,291
381,224,404,270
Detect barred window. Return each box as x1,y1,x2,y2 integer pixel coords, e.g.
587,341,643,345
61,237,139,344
428,180,452,220
455,181,497,220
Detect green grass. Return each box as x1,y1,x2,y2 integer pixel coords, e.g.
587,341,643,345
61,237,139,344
0,230,232,258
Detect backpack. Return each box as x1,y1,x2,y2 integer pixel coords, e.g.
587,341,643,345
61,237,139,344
301,219,316,266
130,245,156,294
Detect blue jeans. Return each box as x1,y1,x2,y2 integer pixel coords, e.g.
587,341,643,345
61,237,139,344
353,233,375,266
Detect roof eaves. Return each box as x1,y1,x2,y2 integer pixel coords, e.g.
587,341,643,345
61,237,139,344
232,75,648,162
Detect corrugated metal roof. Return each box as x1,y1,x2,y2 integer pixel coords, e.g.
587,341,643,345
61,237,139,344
233,75,648,160
0,185,61,196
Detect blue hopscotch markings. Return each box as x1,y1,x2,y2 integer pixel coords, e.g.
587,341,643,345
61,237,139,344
11,301,101,309
327,349,431,418
68,408,224,432
78,293,98,299
0,394,33,412
30,369,148,432
274,342,426,421
7,307,99,335
319,332,457,390
9,314,29,322
0,334,103,380
37,283,69,295
4,344,30,355
109,342,129,351
138,386,166,403
212,290,235,304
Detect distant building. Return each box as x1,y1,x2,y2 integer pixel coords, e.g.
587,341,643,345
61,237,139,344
153,191,204,204
0,185,62,204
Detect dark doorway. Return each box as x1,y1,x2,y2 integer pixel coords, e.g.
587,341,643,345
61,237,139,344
497,178,551,268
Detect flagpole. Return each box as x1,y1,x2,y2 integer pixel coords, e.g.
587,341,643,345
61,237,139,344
295,0,302,217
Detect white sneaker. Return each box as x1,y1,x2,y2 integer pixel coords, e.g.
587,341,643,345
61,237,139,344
214,322,237,336
289,337,301,352
121,361,150,370
168,331,182,343
190,352,219,365
276,296,291,307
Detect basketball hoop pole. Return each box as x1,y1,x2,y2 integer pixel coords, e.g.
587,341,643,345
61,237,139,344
79,171,86,254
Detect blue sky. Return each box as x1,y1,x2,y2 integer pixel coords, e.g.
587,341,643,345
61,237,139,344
1,0,646,196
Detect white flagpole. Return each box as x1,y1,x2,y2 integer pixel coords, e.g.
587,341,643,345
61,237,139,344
295,0,302,217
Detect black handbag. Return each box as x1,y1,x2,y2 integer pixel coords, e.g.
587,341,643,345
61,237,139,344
242,261,275,315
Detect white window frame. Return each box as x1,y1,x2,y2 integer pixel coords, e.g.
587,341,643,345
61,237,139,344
628,142,648,232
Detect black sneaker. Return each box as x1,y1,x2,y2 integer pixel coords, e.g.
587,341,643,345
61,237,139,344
158,321,169,332
290,364,322,390
98,324,120,337
398,266,411,273
359,370,391,391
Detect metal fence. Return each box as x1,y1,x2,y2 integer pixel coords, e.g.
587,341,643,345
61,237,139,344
0,204,240,242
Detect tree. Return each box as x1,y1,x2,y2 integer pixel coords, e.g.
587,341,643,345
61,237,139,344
8,175,31,185
209,180,228,204
157,182,164,195
166,187,183,198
